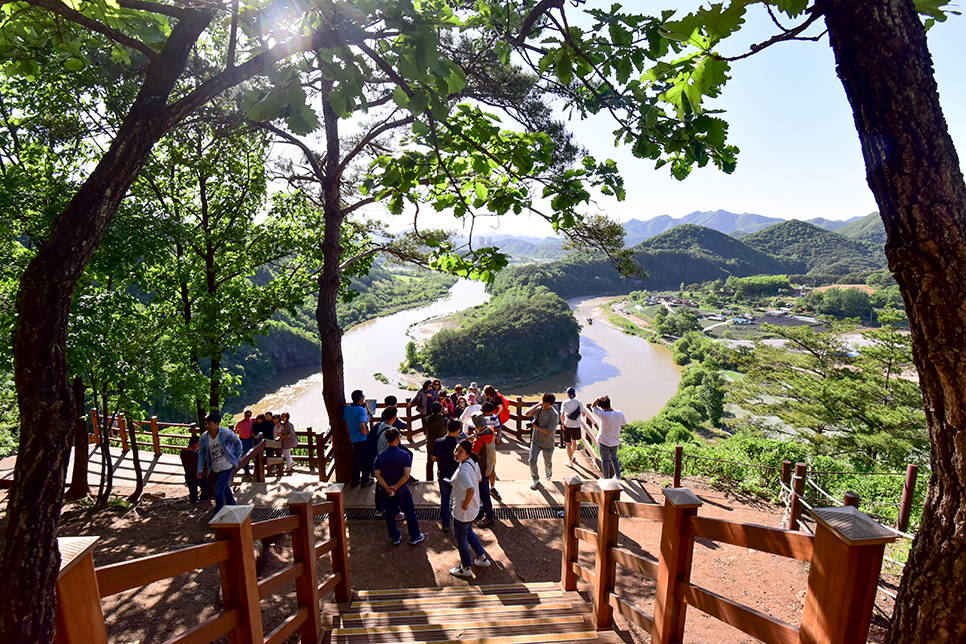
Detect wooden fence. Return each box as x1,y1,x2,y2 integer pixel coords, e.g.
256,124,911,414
54,486,350,644
560,476,896,644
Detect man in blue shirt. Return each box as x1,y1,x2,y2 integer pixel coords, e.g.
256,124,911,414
373,428,424,545
197,412,243,513
432,420,462,532
343,389,371,485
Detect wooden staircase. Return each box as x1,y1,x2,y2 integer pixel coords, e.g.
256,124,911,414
323,581,625,644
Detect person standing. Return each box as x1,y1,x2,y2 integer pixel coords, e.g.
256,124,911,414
449,439,492,578
525,393,559,490
433,420,462,532
197,412,243,513
559,388,584,467
589,396,627,480
278,412,297,474
424,402,448,481
373,428,425,546
343,390,371,485
234,410,255,475
180,435,210,503
459,393,482,435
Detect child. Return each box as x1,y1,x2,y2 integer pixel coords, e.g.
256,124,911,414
467,402,499,454
180,435,210,503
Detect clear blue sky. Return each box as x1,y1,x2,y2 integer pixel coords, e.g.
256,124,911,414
431,2,966,240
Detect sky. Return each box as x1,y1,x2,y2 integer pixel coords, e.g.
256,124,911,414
383,2,966,240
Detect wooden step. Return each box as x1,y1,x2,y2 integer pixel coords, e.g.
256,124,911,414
325,582,624,644
341,601,582,627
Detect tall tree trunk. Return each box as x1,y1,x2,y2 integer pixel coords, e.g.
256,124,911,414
64,376,89,501
125,411,144,504
821,1,966,641
315,90,352,483
0,13,214,642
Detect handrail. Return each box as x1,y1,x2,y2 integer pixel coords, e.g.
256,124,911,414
560,477,894,644
57,488,351,644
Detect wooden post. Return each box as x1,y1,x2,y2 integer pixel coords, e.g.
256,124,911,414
150,416,160,456
306,427,315,473
317,432,327,482
561,476,583,591
652,487,703,644
255,443,266,484
189,422,198,437
55,537,108,644
781,460,792,489
799,506,897,644
118,413,129,450
789,462,808,531
673,444,683,488
288,492,323,644
843,492,860,508
592,478,622,630
210,505,263,643
404,398,414,440
516,396,524,438
326,484,351,604
898,463,918,532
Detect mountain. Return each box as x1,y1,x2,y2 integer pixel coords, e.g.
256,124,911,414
628,224,794,286
622,210,783,244
495,237,565,260
835,212,887,246
740,219,887,276
621,210,865,245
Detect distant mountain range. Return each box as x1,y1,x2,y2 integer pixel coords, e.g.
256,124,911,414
490,214,890,297
474,209,883,261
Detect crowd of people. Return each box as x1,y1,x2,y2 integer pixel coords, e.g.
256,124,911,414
342,382,627,579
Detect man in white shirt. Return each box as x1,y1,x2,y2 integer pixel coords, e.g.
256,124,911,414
589,396,626,480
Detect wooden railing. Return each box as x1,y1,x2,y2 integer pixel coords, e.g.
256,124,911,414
90,409,333,479
560,476,896,644
54,486,350,644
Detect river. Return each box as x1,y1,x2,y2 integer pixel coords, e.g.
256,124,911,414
245,280,682,428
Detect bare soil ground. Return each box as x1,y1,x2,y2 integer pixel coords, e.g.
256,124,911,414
0,473,898,643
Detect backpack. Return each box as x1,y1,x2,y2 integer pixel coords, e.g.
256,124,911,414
496,392,511,425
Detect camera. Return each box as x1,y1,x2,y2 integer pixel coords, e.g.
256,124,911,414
525,421,534,430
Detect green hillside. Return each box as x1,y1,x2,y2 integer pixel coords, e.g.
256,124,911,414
740,219,887,276
835,212,887,246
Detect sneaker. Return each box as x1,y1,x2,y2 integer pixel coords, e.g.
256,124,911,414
396,512,405,521
450,564,472,578
546,475,553,481
361,478,374,486
375,510,386,519
490,488,502,501
530,479,540,490
473,554,491,568
408,476,420,484
410,533,426,545
440,524,450,533
476,518,493,528
392,536,401,545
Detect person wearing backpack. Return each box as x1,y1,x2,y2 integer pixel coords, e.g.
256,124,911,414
559,387,584,467
482,385,510,502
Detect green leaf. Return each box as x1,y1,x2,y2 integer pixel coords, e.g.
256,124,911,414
64,57,84,71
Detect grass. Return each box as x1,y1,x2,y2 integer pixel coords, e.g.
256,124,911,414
606,314,656,339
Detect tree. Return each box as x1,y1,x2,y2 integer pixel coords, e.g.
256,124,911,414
730,318,927,467
133,123,318,424
700,372,725,427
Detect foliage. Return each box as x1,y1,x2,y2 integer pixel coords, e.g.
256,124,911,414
728,274,791,296
418,286,579,378
728,314,928,469
658,308,700,338
700,372,725,426
807,287,873,320
740,219,887,276
618,434,927,528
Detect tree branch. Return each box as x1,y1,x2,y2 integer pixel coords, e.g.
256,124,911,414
28,0,161,65
717,6,825,62
117,0,189,19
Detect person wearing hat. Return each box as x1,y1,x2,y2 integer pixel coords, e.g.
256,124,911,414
459,392,483,435
197,412,244,513
559,388,584,467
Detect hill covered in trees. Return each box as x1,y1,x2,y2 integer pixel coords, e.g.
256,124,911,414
414,286,580,379
834,211,887,246
740,219,887,275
